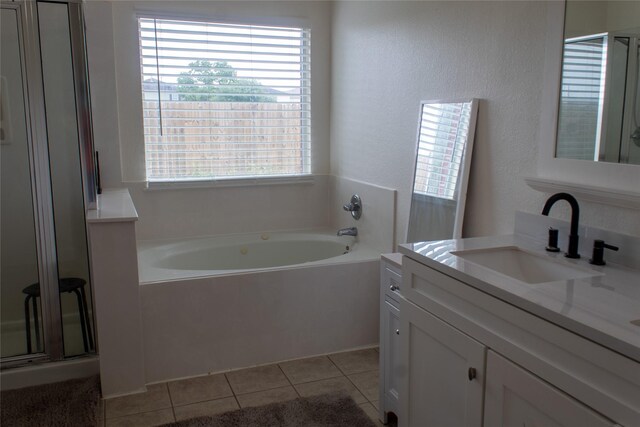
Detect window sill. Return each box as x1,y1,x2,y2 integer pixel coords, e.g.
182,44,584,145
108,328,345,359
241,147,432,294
144,174,316,191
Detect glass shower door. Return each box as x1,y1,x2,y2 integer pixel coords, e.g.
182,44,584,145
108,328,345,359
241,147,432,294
1,0,96,366
1,6,45,358
38,1,95,358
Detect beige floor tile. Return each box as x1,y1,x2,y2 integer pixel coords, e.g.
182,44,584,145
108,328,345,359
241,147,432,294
173,397,239,421
105,408,174,427
370,399,380,410
279,356,343,384
348,370,379,402
329,348,379,375
225,364,290,395
168,373,233,406
105,384,172,419
359,402,386,427
294,376,366,404
236,385,299,408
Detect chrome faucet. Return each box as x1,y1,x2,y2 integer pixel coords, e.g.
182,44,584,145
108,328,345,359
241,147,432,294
343,195,362,220
337,227,358,237
541,192,580,259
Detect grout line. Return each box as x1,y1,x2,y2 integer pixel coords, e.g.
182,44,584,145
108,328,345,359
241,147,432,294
223,373,242,409
345,374,371,403
106,407,173,423
232,383,295,397
276,364,294,387
164,382,177,422
327,355,349,376
277,364,302,397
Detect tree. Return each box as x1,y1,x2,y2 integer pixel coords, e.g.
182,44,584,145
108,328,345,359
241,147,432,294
177,60,276,102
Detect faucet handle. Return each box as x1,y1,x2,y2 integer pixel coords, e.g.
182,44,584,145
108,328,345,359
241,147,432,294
343,195,362,220
545,228,560,252
589,240,619,266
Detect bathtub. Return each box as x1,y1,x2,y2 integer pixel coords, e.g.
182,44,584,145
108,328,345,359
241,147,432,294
138,230,380,283
137,230,382,383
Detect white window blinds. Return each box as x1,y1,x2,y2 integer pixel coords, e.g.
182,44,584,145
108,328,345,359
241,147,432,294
414,102,472,201
556,36,606,160
138,17,311,181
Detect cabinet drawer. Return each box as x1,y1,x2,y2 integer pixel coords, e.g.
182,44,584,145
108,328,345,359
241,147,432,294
384,267,402,300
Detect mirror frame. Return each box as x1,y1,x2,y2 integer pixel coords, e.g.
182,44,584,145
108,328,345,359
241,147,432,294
534,0,640,203
407,98,479,243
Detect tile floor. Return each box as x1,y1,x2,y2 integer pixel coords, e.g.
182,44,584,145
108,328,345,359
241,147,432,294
99,347,386,427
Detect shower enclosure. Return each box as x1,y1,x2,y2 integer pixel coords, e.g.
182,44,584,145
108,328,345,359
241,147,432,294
1,0,97,368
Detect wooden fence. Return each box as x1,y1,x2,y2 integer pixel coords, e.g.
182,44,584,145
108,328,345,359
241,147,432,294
142,101,309,179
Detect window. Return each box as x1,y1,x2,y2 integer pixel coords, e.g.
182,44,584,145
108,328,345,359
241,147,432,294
414,102,473,201
138,17,311,182
556,35,607,160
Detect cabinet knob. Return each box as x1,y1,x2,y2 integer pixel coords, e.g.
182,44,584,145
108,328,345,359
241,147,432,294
468,367,477,381
390,285,400,291
395,329,400,335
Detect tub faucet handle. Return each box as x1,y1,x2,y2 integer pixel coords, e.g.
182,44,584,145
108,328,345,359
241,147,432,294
343,194,362,220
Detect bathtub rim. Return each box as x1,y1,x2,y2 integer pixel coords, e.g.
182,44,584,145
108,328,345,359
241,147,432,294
137,228,382,285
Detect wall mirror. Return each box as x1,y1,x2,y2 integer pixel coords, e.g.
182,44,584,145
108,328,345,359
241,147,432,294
556,0,640,164
406,99,478,244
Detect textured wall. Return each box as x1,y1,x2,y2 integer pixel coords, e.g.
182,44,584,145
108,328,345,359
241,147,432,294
331,1,640,242
84,1,334,239
330,1,550,243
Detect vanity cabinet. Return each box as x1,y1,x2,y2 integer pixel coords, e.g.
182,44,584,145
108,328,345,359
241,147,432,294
484,351,614,427
397,255,634,427
379,254,405,423
400,298,485,427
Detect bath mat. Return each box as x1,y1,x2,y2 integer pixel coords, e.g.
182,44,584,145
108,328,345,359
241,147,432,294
0,375,101,427
164,392,376,427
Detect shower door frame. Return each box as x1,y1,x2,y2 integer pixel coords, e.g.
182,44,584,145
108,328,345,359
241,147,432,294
1,0,64,368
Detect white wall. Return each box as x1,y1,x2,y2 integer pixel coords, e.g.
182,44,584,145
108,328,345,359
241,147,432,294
565,0,640,38
330,1,640,244
331,1,551,243
85,1,333,240
86,0,640,244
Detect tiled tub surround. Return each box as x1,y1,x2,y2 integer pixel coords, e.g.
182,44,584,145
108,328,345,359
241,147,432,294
100,348,382,427
140,256,380,384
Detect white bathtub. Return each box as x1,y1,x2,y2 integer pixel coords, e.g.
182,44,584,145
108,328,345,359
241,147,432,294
137,230,382,383
138,230,380,283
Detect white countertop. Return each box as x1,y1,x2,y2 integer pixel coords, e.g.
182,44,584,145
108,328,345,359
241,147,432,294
399,234,640,363
381,252,403,269
86,188,138,223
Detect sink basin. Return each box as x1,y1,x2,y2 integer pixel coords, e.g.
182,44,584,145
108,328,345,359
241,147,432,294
451,246,598,284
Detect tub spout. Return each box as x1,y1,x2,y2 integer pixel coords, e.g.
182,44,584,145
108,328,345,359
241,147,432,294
337,227,358,237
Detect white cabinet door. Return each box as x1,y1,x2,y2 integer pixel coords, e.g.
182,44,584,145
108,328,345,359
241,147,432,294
381,297,402,420
399,299,486,427
484,351,616,427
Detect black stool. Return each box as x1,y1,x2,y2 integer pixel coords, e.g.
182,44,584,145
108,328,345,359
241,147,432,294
23,278,94,354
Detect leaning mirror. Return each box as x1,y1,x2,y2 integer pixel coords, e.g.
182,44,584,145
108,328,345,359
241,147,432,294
556,0,640,164
406,99,478,244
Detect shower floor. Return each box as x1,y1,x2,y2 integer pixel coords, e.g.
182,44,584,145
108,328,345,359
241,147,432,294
1,316,94,359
